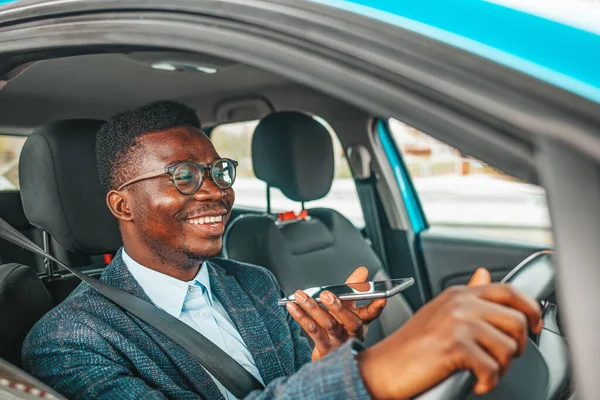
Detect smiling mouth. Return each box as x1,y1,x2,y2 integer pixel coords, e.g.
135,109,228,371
185,215,224,225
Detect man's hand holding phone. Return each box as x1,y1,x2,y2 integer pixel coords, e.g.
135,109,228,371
285,266,387,361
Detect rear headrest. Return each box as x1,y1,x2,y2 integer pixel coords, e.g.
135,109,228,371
19,120,122,254
252,112,334,202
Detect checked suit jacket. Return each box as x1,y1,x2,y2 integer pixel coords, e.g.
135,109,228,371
22,250,370,399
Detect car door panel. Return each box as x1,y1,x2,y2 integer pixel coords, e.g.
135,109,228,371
420,227,551,296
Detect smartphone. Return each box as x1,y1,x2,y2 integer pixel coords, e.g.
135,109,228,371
278,277,414,306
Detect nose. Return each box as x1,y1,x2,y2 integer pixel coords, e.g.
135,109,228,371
192,176,226,202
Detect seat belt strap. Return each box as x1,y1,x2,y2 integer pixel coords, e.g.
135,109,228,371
0,217,264,399
347,144,388,268
356,177,388,267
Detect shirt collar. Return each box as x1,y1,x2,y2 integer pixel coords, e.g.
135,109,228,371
122,248,212,318
195,258,214,305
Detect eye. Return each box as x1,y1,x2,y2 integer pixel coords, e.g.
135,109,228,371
175,169,193,181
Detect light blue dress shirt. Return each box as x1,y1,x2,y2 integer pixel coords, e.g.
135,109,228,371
122,249,264,399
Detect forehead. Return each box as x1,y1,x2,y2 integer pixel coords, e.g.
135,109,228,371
136,126,218,167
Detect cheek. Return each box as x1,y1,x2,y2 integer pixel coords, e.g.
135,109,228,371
225,189,235,221
226,189,235,208
133,188,181,228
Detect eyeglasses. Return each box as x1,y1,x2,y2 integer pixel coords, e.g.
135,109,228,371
118,158,238,195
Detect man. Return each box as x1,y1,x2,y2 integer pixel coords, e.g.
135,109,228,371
22,101,542,399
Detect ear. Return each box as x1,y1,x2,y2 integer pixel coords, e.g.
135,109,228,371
106,190,134,222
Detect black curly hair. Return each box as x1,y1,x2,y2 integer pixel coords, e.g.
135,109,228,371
96,100,201,191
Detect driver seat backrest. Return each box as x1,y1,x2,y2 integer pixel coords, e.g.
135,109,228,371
19,119,122,257
223,111,412,345
0,263,53,367
0,120,123,366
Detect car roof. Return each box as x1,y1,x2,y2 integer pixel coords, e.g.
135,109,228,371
312,0,600,104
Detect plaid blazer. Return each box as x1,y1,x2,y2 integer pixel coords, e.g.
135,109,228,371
22,250,370,399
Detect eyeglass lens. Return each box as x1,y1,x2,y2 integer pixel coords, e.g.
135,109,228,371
172,159,236,194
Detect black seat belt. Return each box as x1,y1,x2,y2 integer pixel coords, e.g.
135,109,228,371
347,144,388,269
0,217,264,399
356,176,388,267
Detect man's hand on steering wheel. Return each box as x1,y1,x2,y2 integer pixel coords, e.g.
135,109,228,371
285,266,387,361
357,268,544,399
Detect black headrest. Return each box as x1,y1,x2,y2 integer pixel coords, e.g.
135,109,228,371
0,191,30,231
19,120,122,254
252,112,334,202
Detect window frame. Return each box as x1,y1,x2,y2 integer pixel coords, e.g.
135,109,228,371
381,118,553,246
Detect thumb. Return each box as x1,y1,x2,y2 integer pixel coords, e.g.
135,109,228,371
468,267,492,286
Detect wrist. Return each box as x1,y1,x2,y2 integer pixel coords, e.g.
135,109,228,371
357,347,385,400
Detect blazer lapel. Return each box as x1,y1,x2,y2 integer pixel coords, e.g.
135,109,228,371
102,251,225,400
207,261,287,385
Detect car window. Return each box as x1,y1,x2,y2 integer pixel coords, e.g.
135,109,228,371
388,118,553,245
210,118,365,228
0,135,26,191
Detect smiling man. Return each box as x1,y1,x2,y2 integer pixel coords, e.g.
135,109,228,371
22,101,543,400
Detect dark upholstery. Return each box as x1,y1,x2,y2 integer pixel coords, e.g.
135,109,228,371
225,210,385,293
225,112,412,346
0,191,98,274
0,192,44,271
0,121,120,366
19,120,121,254
0,263,53,367
252,112,334,202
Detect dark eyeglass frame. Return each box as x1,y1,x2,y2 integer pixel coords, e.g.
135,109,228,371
117,158,238,195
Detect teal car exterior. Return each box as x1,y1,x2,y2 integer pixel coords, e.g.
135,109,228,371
311,0,600,104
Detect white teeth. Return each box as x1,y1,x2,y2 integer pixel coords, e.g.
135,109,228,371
186,215,223,225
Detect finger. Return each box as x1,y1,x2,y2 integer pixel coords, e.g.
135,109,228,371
471,320,519,375
455,340,501,395
467,298,530,356
343,266,369,308
345,266,369,284
354,298,387,324
286,301,331,354
295,290,345,342
474,284,543,334
468,267,492,287
320,291,364,338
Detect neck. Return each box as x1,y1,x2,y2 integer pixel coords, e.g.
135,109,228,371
122,240,202,282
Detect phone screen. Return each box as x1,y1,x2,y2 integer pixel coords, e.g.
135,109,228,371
278,278,414,306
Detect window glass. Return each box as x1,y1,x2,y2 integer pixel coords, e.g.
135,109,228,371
0,135,26,191
211,118,365,227
388,119,552,245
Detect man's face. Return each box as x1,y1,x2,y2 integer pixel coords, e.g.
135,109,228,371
123,126,235,264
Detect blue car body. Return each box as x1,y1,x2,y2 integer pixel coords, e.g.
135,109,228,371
310,0,600,103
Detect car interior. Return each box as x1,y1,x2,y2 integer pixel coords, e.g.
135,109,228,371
0,49,571,399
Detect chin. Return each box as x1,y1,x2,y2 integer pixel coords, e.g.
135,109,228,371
183,245,222,261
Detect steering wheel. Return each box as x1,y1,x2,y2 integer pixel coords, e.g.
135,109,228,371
415,250,556,400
